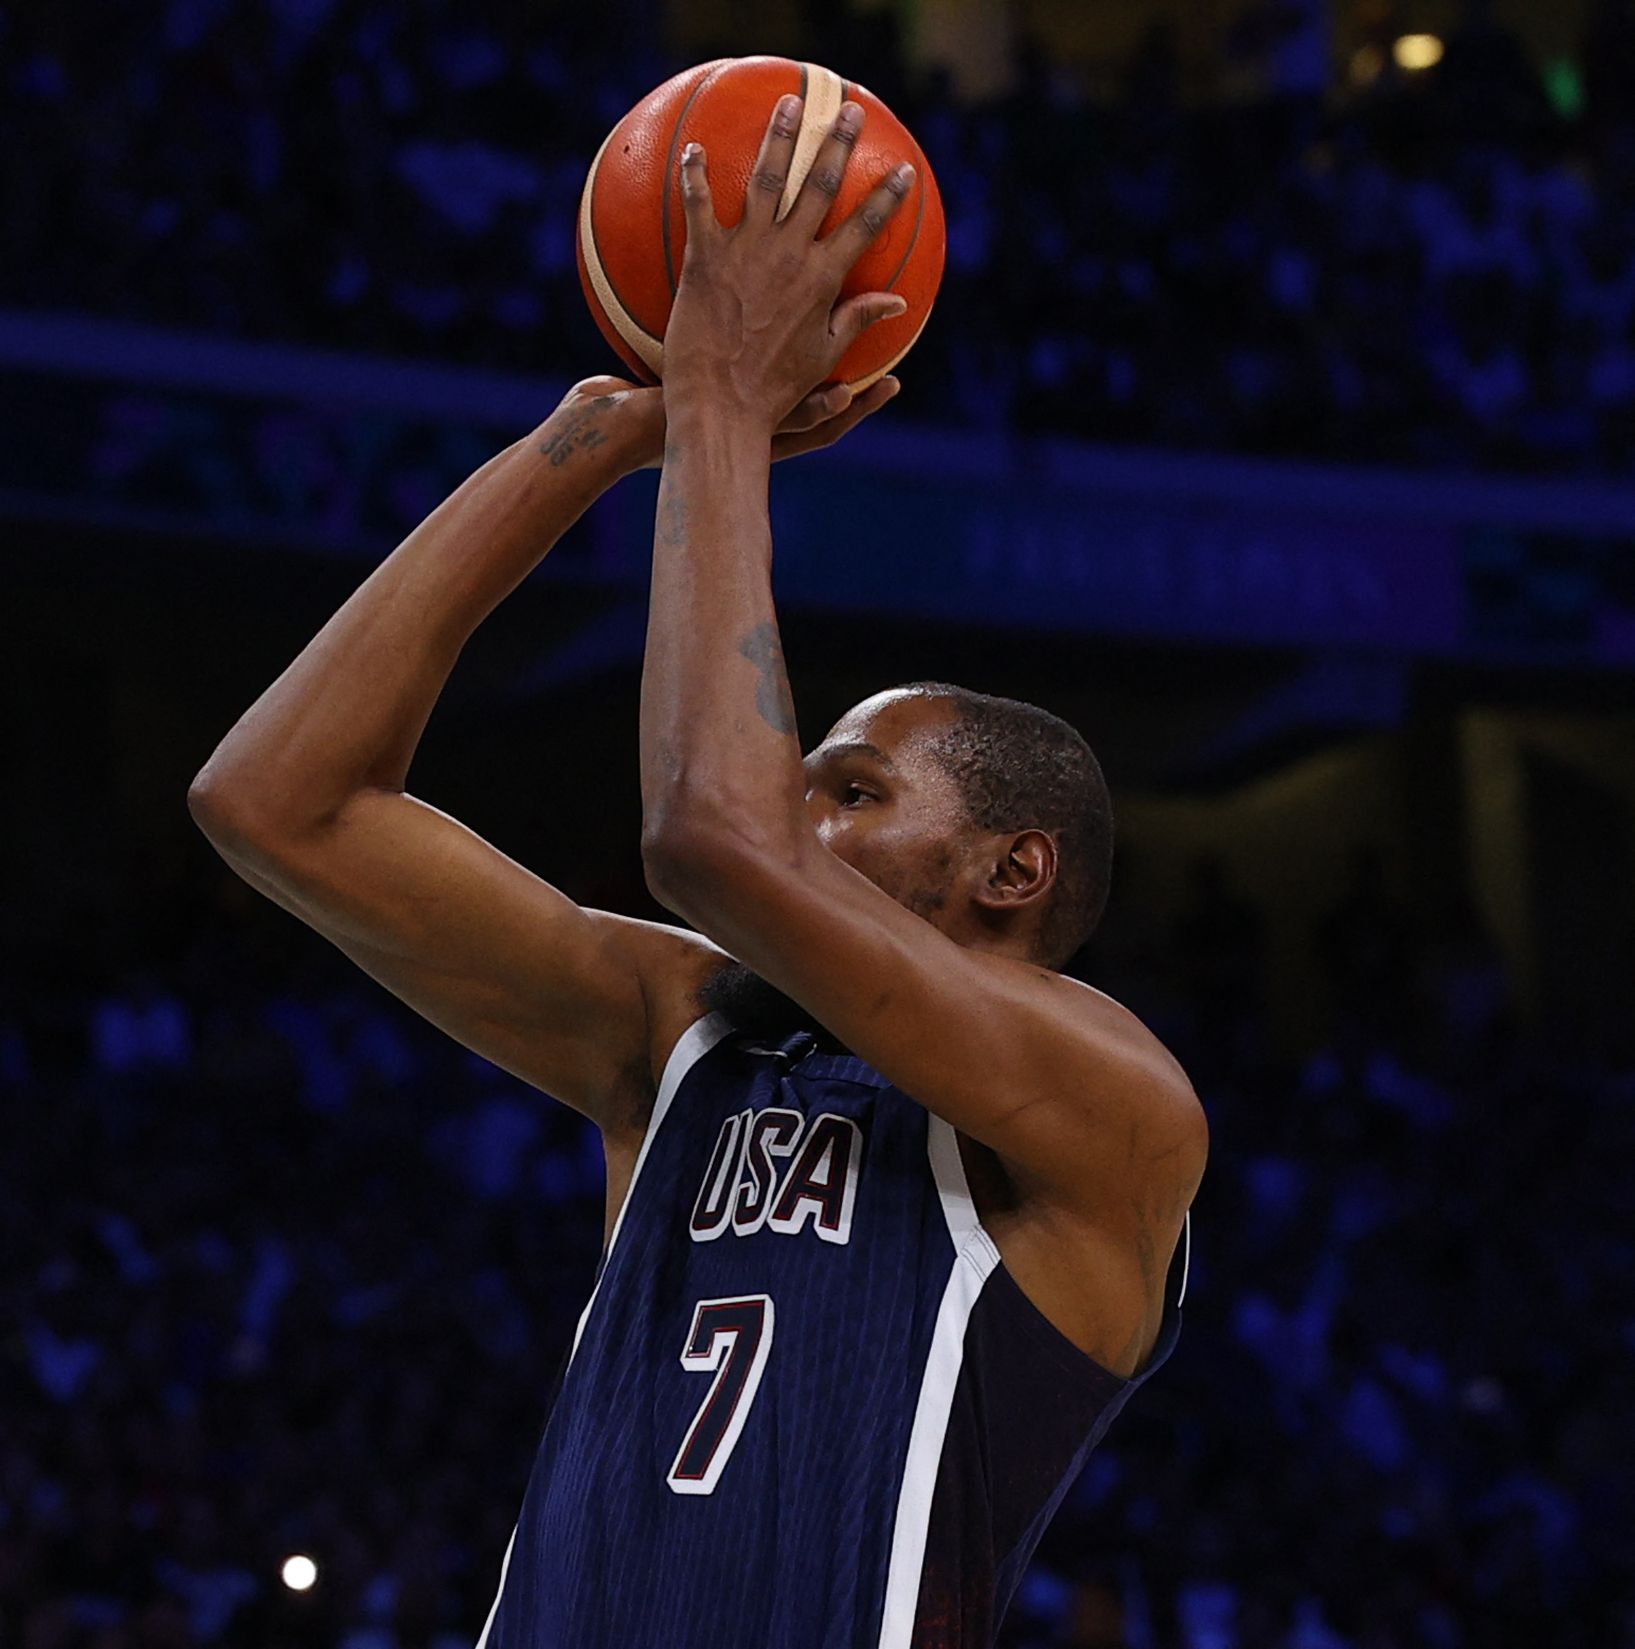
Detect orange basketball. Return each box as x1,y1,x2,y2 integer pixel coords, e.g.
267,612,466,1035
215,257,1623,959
577,56,945,393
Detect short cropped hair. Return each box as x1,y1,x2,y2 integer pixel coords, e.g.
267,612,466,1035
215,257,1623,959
895,682,1114,968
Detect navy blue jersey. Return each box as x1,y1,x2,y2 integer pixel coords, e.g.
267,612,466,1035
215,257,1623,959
476,1014,1190,1649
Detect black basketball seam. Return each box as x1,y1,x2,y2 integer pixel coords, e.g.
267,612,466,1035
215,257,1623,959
584,226,662,344
662,59,732,298
881,108,926,294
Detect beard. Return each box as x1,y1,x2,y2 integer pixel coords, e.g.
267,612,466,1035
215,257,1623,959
699,959,841,1048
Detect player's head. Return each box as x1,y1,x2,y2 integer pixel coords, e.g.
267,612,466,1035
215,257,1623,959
804,683,1113,969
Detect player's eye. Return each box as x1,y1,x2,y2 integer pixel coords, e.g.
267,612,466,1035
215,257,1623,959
841,783,875,807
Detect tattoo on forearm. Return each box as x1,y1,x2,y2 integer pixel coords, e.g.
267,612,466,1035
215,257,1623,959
656,478,688,550
539,397,613,467
737,622,799,737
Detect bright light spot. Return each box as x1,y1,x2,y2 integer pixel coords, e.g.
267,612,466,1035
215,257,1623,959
1394,33,1445,71
281,1554,318,1592
1349,45,1386,85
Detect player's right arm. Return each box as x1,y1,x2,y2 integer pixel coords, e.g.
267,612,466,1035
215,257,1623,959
188,375,897,1132
187,383,703,1132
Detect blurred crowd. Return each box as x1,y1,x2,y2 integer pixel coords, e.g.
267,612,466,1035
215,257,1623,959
5,846,1632,1649
7,0,1635,473
6,3,1635,1643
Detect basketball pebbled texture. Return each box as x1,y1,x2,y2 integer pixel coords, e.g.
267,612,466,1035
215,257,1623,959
577,56,945,392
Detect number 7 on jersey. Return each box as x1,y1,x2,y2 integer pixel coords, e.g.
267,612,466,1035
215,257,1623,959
666,1294,775,1496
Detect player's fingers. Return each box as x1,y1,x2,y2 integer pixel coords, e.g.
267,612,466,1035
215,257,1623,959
776,382,853,436
824,161,915,274
743,93,803,228
787,100,865,237
828,291,909,361
771,376,900,462
677,143,717,247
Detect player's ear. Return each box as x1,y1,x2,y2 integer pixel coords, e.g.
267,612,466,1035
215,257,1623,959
972,829,1056,914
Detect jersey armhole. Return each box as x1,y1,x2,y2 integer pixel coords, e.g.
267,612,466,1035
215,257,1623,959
579,1012,732,1340
1173,1208,1192,1310
655,1012,733,1116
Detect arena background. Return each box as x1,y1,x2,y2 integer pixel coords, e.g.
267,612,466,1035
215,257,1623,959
4,1,1634,1644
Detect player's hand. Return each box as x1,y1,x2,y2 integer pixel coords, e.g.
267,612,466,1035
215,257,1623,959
659,94,914,429
557,373,901,471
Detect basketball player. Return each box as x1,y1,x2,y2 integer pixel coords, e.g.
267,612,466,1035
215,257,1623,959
188,94,1206,1649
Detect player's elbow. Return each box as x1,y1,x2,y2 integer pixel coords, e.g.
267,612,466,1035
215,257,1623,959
641,809,802,920
186,765,329,870
641,815,730,915
187,769,261,854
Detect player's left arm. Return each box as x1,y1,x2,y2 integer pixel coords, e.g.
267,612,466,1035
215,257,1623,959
639,96,1207,1220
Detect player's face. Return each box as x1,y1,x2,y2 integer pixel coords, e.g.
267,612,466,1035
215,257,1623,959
802,691,975,930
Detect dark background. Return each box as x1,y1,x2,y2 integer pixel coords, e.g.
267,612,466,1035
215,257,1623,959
4,2,1634,1646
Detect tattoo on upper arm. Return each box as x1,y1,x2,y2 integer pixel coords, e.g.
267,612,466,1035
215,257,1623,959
736,622,799,737
539,398,614,467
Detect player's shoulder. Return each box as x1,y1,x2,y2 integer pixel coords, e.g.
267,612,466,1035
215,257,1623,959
991,955,1171,1049
1029,967,1206,1144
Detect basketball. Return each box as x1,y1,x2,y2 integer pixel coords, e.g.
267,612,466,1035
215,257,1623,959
577,56,945,393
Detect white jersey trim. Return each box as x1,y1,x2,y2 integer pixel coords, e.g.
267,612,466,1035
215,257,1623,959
570,1011,731,1358
471,1525,515,1649
473,1012,731,1647
875,1115,1001,1649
